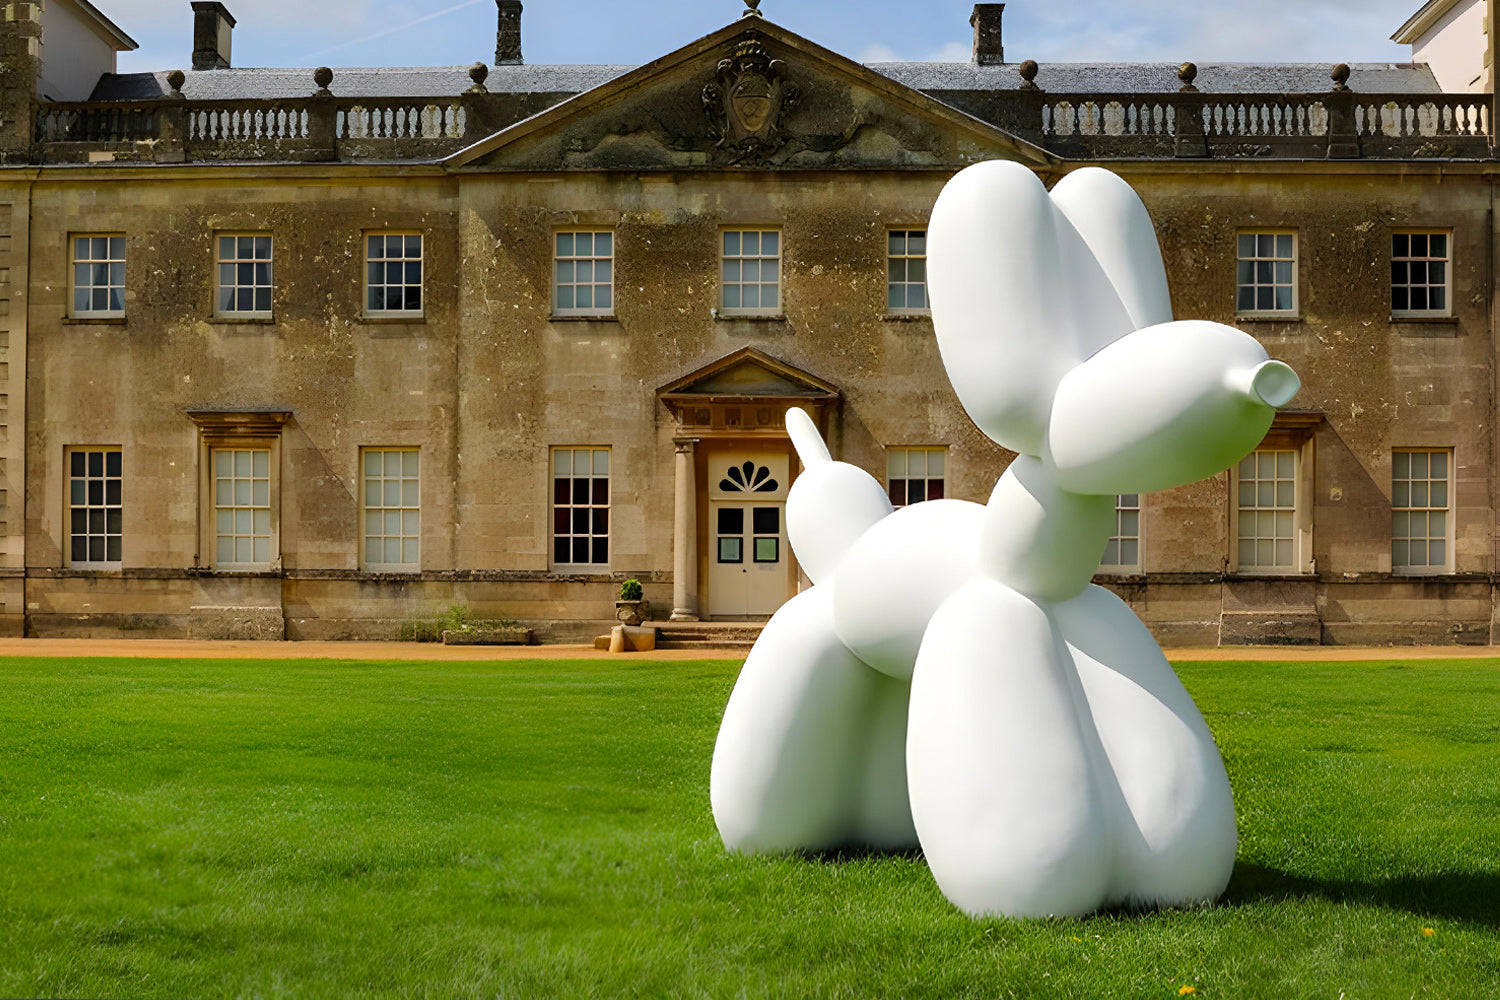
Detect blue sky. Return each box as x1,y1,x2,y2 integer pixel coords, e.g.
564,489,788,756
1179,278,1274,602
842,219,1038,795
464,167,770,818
104,0,1423,74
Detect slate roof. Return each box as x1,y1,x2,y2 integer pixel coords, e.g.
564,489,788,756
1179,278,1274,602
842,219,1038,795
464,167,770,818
870,62,1444,94
88,59,1442,104
89,64,635,102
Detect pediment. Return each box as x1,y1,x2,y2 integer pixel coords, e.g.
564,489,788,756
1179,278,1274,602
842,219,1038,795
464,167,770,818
447,16,1053,172
659,347,840,403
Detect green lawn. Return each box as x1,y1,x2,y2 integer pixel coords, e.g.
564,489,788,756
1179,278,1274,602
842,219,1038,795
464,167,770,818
0,654,1496,998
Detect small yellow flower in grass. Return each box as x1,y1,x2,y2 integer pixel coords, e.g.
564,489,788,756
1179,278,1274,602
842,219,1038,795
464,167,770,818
1178,987,1198,996
1069,935,1082,942
1421,927,1436,937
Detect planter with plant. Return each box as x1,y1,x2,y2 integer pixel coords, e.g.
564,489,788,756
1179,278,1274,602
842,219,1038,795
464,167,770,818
615,578,650,626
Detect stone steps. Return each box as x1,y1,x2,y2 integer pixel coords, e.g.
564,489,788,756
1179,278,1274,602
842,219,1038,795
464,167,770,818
648,620,764,650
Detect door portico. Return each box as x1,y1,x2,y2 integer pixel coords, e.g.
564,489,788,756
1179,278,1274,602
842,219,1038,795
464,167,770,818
658,348,840,621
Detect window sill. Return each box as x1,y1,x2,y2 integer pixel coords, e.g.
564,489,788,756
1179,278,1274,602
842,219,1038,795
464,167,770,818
1390,568,1457,577
362,567,421,576
208,315,275,325
65,565,123,575
61,316,127,325
1390,314,1456,323
359,314,426,324
1225,570,1314,580
883,312,932,322
209,567,282,577
550,314,619,323
1235,314,1301,324
714,313,785,322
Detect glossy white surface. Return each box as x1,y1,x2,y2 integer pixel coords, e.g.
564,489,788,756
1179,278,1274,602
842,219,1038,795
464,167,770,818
711,160,1296,916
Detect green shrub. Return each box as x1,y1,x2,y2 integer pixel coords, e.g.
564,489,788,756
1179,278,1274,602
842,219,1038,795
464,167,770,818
619,578,644,601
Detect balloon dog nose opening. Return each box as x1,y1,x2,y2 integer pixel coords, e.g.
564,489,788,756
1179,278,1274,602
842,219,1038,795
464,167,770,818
1227,359,1299,409
1249,360,1300,407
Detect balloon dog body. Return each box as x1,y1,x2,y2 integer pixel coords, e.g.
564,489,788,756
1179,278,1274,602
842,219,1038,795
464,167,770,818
710,161,1299,917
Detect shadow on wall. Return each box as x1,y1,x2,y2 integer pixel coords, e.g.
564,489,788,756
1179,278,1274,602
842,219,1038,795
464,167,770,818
1226,861,1500,929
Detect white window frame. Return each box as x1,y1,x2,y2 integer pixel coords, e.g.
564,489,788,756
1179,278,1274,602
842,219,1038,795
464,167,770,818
66,446,122,569
551,447,610,569
887,229,929,315
553,230,614,317
1098,493,1141,574
70,233,126,318
1230,444,1313,575
365,231,423,318
720,229,781,317
1392,448,1454,575
1391,230,1451,319
215,232,274,319
209,445,278,571
361,447,421,573
885,446,945,506
1235,230,1298,319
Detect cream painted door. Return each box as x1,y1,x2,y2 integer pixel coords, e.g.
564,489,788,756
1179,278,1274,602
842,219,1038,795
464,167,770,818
708,453,790,617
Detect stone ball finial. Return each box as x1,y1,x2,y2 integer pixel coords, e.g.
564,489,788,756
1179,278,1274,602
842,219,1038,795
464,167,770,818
1018,59,1039,88
1331,63,1351,91
165,69,186,95
1177,61,1198,91
313,66,334,95
468,61,489,91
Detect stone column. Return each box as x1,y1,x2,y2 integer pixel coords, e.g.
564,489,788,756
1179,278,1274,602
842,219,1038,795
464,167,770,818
670,437,699,621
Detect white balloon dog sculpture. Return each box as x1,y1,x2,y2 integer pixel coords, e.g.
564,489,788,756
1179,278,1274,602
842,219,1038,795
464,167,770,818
710,161,1300,917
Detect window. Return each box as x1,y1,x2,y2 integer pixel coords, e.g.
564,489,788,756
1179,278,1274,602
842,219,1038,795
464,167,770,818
1099,493,1140,572
552,447,609,567
1391,232,1450,317
886,447,945,506
214,448,272,567
71,234,125,318
1392,449,1452,573
216,234,273,318
1236,232,1296,317
721,230,780,316
363,449,420,571
554,231,613,316
887,229,928,312
366,232,422,316
1235,449,1298,571
67,448,121,567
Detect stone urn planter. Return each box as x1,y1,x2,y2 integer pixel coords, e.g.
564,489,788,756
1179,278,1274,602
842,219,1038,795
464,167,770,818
615,599,651,626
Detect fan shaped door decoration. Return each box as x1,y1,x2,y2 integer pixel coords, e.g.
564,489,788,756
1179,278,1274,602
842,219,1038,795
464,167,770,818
720,461,778,494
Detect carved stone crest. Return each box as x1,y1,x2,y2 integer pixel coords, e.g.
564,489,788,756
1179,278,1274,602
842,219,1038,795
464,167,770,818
703,38,799,160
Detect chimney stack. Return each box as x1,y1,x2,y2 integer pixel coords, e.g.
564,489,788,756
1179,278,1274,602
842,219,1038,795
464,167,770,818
191,1,235,70
970,4,1004,65
495,1,523,66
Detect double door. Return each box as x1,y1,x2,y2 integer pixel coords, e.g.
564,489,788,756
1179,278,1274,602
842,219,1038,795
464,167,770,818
707,453,790,618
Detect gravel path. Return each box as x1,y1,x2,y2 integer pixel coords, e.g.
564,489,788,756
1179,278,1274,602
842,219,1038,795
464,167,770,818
1,637,1497,662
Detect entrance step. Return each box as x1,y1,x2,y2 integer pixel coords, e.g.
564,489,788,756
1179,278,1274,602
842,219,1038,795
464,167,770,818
648,620,764,650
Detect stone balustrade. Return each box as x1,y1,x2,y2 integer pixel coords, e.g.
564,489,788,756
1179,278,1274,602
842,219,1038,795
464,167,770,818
28,85,1495,164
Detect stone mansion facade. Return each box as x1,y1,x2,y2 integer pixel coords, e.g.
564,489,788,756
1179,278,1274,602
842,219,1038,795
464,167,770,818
2,0,1499,643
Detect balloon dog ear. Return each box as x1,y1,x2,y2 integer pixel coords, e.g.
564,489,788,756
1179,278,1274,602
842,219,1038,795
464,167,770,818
927,161,1160,456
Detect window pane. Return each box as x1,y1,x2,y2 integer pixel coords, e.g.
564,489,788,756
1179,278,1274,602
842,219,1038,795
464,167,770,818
752,507,779,534
754,538,779,562
762,232,778,254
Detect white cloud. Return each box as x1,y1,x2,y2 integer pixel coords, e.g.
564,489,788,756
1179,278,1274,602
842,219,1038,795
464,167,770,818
925,40,970,63
858,42,900,63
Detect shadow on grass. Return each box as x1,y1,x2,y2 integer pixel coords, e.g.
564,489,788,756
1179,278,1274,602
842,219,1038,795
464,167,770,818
1228,861,1500,928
